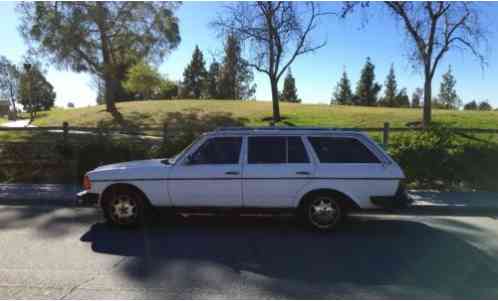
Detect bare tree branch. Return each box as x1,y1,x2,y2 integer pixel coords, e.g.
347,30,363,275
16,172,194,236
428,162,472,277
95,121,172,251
384,1,487,126
212,2,331,121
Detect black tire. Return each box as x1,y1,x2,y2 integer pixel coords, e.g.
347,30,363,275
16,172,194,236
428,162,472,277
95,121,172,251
300,194,343,231
103,188,146,228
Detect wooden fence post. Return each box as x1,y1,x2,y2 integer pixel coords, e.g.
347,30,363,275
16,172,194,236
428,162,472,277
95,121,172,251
62,121,69,147
163,123,168,145
383,122,390,148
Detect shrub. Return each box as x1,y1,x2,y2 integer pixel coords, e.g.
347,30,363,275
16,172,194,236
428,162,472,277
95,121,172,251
389,125,460,189
389,124,498,190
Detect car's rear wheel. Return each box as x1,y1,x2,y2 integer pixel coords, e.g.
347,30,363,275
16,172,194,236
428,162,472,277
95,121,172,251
104,189,145,228
301,195,343,231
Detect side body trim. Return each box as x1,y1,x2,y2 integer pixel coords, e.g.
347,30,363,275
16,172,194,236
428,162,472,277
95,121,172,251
92,177,404,182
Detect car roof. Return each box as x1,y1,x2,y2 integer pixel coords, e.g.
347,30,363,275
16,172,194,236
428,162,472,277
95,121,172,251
205,127,370,138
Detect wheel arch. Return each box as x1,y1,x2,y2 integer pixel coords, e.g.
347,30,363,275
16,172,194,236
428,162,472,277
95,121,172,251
297,188,361,211
100,183,152,209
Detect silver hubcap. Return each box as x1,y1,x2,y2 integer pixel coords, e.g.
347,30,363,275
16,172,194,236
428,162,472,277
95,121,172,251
110,194,138,224
309,198,339,228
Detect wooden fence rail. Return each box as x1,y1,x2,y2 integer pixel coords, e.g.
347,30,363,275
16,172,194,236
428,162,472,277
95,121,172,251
1,122,498,148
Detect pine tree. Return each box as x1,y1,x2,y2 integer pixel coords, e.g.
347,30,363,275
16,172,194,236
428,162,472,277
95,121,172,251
182,45,208,99
437,65,461,109
218,34,255,100
464,100,478,110
355,57,381,106
207,61,221,99
411,88,423,108
280,68,300,103
331,69,353,105
18,63,56,120
382,64,398,107
396,88,410,107
478,101,492,111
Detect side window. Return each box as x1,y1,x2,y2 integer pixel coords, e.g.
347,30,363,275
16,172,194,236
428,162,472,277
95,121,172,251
189,137,242,164
287,136,310,163
248,136,310,164
248,137,286,164
308,137,380,163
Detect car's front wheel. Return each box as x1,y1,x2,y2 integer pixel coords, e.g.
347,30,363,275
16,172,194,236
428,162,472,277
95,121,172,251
301,195,343,231
103,189,145,228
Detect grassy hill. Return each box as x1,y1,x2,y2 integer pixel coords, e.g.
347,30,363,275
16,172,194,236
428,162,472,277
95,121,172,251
31,100,498,129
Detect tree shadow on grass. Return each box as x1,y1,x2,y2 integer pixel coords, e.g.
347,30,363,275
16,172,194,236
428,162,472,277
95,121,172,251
260,115,296,127
80,215,498,299
94,108,251,132
162,108,249,131
96,111,155,130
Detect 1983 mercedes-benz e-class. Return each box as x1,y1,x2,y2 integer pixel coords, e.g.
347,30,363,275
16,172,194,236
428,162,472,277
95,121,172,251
78,127,410,231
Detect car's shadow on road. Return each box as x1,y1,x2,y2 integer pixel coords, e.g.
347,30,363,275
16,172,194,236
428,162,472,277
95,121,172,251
80,215,498,299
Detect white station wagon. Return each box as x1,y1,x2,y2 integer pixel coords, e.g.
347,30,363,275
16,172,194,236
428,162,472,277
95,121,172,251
78,127,410,231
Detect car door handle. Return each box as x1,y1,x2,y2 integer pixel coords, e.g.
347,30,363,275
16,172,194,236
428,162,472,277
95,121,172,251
296,171,310,175
225,171,240,175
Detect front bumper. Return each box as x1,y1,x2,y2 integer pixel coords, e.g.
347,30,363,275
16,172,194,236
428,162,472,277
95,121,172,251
370,183,413,209
77,190,99,206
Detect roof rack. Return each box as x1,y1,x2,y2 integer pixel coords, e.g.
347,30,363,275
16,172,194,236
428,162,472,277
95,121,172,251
215,127,362,132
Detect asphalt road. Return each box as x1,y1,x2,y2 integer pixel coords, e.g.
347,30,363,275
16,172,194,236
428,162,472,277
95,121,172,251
1,205,498,299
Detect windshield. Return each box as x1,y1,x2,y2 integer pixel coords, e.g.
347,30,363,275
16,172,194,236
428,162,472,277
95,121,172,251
167,135,203,164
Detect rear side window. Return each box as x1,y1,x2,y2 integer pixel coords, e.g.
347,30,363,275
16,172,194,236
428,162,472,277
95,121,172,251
248,136,309,164
308,137,380,163
190,137,242,164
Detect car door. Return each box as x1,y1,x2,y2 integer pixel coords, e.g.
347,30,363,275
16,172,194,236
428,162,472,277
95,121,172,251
168,136,243,207
242,136,314,208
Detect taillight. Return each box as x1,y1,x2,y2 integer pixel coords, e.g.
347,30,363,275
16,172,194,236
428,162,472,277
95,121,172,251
83,175,91,190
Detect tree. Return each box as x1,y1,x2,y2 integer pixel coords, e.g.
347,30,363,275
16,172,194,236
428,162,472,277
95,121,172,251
411,87,423,108
0,56,20,119
396,88,410,107
214,2,330,122
437,66,461,109
384,2,486,125
332,69,353,105
207,61,221,99
18,2,181,121
181,46,208,99
280,69,300,103
478,101,492,111
463,100,478,110
18,63,56,121
381,64,398,107
67,102,75,108
123,61,163,100
217,34,255,100
157,80,178,100
355,57,381,106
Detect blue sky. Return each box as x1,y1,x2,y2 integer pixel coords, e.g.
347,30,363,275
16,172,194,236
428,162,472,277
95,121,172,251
1,1,497,108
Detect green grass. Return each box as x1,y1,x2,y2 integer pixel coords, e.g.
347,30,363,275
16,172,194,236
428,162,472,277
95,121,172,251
30,100,498,129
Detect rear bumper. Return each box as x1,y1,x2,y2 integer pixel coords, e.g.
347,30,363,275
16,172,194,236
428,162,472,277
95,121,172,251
370,183,412,209
77,190,99,206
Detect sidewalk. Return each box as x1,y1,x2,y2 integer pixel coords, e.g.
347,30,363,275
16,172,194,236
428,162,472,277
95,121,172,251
400,191,498,215
0,119,33,127
0,184,81,206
